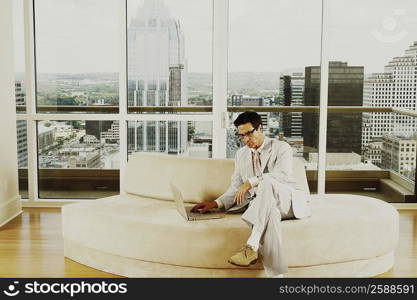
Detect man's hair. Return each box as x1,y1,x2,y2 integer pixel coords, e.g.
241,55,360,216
233,111,262,129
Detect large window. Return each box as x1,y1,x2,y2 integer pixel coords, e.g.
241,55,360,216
227,0,322,186
326,0,417,186
34,0,121,113
12,0,417,203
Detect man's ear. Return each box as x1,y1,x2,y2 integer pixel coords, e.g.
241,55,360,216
259,125,263,133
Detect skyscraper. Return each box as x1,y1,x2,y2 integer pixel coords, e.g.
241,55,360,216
279,72,304,138
303,62,364,159
362,41,417,164
15,81,25,106
15,81,27,168
127,0,188,155
85,121,113,141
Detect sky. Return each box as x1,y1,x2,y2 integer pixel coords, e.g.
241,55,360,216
12,0,417,75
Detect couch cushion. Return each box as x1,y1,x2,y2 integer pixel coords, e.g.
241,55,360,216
123,152,309,203
124,152,235,204
62,193,398,269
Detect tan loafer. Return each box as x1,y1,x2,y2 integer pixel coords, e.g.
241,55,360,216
228,245,258,267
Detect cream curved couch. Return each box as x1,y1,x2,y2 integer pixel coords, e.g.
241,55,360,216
62,152,399,277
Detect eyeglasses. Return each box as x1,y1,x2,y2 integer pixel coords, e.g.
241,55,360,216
235,128,256,139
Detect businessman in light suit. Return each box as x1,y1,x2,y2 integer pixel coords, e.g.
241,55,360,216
191,111,311,277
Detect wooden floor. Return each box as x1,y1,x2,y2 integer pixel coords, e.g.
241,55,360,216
0,208,120,278
0,207,416,278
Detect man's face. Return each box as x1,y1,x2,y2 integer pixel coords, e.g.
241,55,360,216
236,122,264,149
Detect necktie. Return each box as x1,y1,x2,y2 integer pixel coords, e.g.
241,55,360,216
253,150,262,177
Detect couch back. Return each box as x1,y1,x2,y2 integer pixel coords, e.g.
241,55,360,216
123,152,310,204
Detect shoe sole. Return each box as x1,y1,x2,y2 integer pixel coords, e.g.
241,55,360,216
228,259,258,267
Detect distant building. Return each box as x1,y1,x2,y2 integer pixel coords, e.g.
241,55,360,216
303,61,364,159
100,121,119,144
362,42,417,156
16,120,27,168
15,81,25,106
38,123,56,152
257,112,268,129
68,151,102,169
229,95,263,106
127,0,187,155
86,121,113,141
59,145,103,169
279,72,304,138
363,141,382,166
15,81,27,168
381,134,416,180
83,134,100,144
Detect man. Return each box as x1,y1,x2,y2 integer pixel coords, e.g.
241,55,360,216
191,111,311,277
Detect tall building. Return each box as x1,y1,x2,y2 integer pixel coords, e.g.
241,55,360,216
279,72,304,138
16,120,27,168
381,134,416,180
85,121,113,141
100,121,119,144
362,41,417,164
303,62,364,159
15,81,27,168
127,0,188,155
15,81,25,106
37,123,56,153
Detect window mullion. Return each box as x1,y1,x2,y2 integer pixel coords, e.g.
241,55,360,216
317,0,330,196
24,0,38,202
212,0,228,159
119,0,128,195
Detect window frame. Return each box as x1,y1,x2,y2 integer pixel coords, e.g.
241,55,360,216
17,0,329,205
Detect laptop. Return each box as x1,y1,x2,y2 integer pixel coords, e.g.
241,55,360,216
170,183,224,221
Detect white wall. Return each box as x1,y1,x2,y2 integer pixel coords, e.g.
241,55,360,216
0,0,23,227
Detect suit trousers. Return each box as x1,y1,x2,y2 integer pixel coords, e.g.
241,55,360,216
241,176,295,277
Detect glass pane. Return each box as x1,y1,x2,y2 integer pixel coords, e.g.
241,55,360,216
228,0,322,106
327,0,417,202
37,120,120,199
12,0,26,114
127,0,213,114
227,0,322,193
16,120,28,199
34,0,121,113
128,120,212,157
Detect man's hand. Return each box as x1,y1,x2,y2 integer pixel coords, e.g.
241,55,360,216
234,181,252,205
191,201,218,214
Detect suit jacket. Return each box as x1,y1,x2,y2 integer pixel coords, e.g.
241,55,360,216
216,137,311,219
